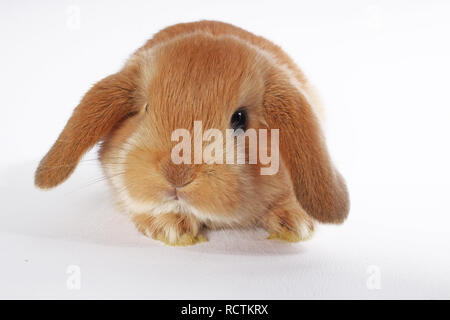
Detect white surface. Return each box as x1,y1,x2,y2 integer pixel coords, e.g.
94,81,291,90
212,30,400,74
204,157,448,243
1,0,450,299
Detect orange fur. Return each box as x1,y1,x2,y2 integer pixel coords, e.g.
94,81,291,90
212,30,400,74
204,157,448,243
35,20,349,245
35,67,140,188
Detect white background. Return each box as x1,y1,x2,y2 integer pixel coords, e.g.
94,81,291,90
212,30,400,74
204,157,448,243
1,0,450,299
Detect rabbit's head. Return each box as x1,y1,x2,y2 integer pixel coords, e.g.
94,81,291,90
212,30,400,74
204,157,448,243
35,21,349,225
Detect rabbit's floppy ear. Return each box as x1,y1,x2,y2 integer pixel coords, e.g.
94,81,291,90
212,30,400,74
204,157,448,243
263,76,349,223
35,70,138,189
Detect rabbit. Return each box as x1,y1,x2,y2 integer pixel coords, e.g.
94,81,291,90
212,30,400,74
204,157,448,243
35,21,349,246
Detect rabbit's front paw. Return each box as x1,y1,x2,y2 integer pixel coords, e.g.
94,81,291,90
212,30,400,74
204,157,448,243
133,213,207,246
264,206,315,242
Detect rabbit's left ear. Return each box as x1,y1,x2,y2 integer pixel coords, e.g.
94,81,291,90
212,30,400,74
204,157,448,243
263,75,350,223
35,70,138,189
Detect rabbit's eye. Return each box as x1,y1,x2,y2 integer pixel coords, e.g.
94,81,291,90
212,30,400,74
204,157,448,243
145,103,149,112
230,109,247,131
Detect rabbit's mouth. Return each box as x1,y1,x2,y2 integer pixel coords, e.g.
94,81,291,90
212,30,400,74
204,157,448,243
167,188,179,201
165,188,186,201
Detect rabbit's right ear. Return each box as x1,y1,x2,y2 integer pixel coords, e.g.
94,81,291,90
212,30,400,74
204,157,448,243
35,70,138,189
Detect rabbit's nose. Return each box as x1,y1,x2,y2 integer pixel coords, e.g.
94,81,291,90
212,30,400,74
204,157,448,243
160,157,196,188
166,168,195,189
165,182,193,201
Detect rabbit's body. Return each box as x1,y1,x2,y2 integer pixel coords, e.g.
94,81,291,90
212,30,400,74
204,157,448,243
35,21,349,246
